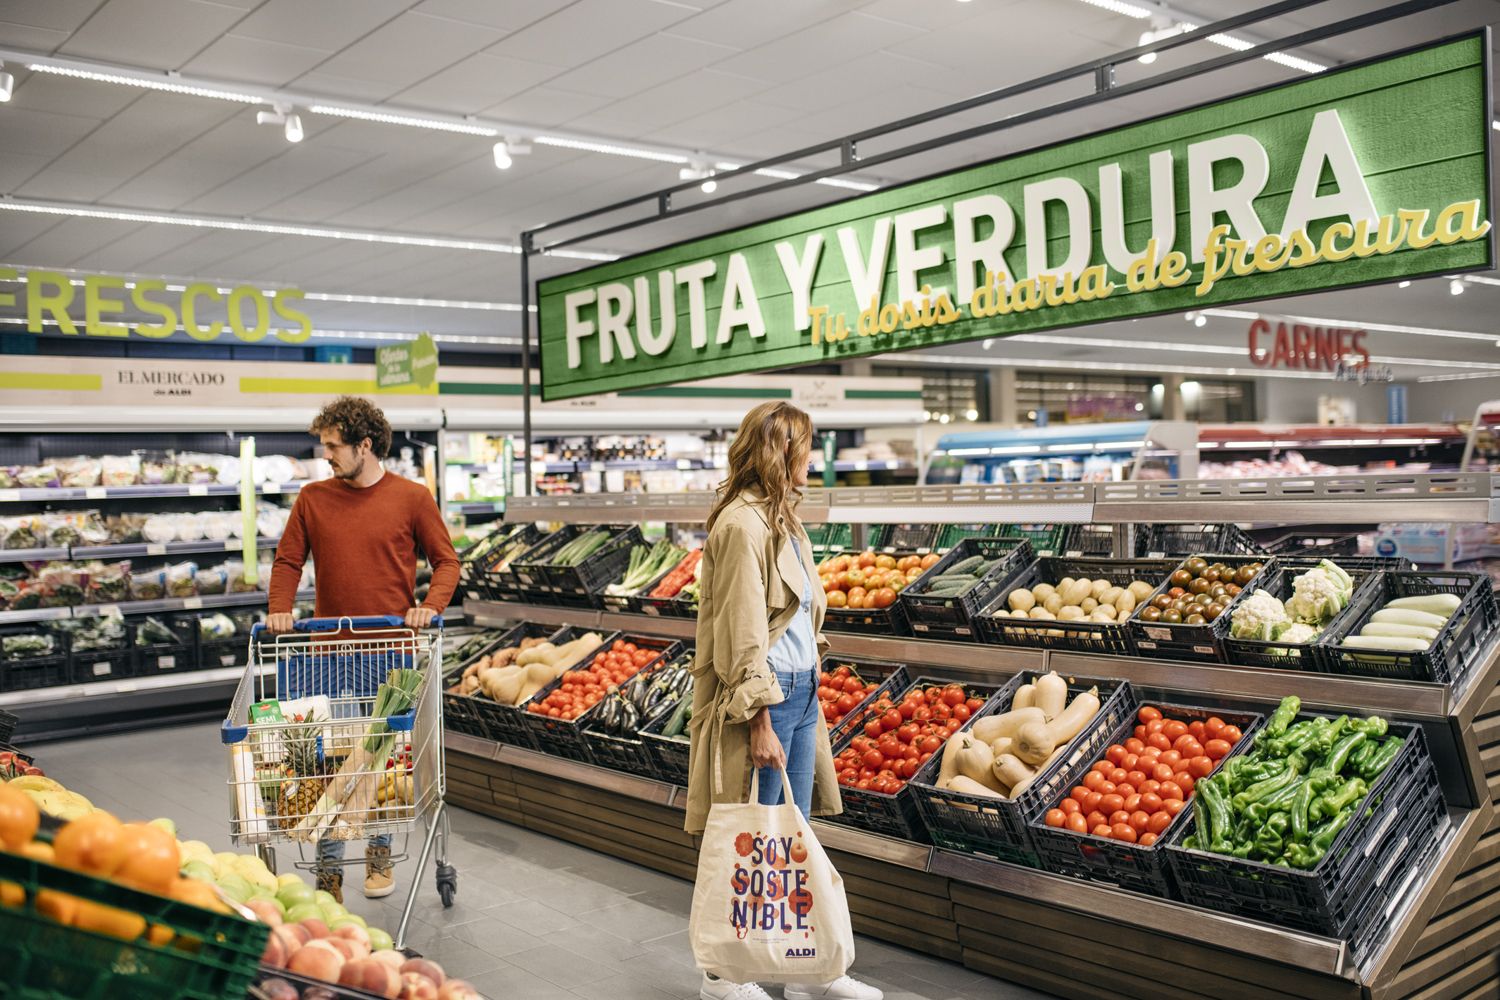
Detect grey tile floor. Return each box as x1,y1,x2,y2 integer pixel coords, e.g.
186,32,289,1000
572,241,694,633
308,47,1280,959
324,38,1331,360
36,721,1055,1000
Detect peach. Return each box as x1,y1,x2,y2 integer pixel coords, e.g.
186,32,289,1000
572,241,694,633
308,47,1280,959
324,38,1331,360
333,923,372,953
397,972,438,1000
277,922,311,948
268,925,306,966
299,917,330,940
400,958,445,986
438,981,481,1000
371,949,406,971
287,939,345,984
246,899,283,926
326,937,364,962
340,957,401,999
261,931,287,969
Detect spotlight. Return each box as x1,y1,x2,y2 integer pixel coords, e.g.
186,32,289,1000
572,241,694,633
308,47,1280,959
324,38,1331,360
283,113,303,143
680,161,716,191
965,408,979,421
1194,314,1207,328
0,62,12,103
701,176,717,194
257,106,302,143
1137,31,1157,64
1450,279,1465,296
1184,311,1196,321
491,137,530,171
493,143,512,170
982,338,994,349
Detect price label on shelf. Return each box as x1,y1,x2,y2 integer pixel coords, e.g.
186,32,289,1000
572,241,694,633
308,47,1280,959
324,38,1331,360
0,490,18,502
1193,645,1215,656
262,483,282,495
676,459,692,470
146,543,167,556
188,484,209,496
854,461,869,472
92,661,112,677
183,597,204,610
86,487,108,499
116,681,139,692
1143,626,1172,642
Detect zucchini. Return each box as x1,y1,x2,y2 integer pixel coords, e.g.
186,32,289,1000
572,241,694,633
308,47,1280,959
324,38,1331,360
662,697,691,737
1359,622,1439,641
1341,635,1431,651
1371,607,1450,629
1385,593,1462,616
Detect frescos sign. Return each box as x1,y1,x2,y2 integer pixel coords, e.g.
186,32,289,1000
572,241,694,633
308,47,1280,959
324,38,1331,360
538,35,1493,401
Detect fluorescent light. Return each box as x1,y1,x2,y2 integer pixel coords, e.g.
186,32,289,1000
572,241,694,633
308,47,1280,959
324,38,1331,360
308,104,496,136
26,62,265,103
283,113,303,143
1450,279,1465,295
1398,280,1411,288
714,161,880,193
0,198,617,260
982,339,994,349
816,177,880,192
536,135,686,163
1073,0,1153,18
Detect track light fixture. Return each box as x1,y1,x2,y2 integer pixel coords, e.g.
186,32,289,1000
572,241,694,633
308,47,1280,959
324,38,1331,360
1137,17,1179,65
679,162,717,193
256,105,301,143
283,113,303,143
1450,279,1465,296
492,136,531,170
0,62,12,103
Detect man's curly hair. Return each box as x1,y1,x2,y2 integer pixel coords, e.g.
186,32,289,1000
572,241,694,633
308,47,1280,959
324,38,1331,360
310,396,392,459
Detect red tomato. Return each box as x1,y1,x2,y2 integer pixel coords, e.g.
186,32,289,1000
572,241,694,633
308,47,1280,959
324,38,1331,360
1145,719,1167,735
1133,725,1147,741
1147,811,1174,835
1189,720,1207,741
1162,720,1188,741
1137,706,1162,723
1060,798,1081,815
1203,716,1226,738
1204,739,1232,760
1220,725,1243,744
1124,738,1145,755
882,710,904,731
1115,783,1136,798
1174,772,1196,795
1152,763,1175,782
843,677,865,694
913,707,932,722
1147,732,1172,752
1139,779,1161,795
1105,767,1126,785
1163,798,1187,816
1070,786,1091,805
1139,792,1164,813
896,723,919,743
942,686,966,706
1159,750,1183,768
919,752,934,765
1065,812,1089,834
862,750,884,770
951,704,971,723
1083,771,1106,791
1109,810,1131,826
1111,823,1138,843
1083,791,1103,813
931,702,951,722
1092,824,1114,838
1099,793,1125,815
898,701,917,720
1159,780,1184,801
1123,793,1142,812
1128,810,1151,833
1097,781,1117,796
966,698,984,712
918,735,943,754
1045,809,1067,828
1125,770,1148,787
1105,745,1127,766
1187,756,1214,779
1138,832,1158,846
864,720,883,739
1086,811,1108,829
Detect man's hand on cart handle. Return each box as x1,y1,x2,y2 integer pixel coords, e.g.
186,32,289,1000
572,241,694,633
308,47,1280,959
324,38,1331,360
266,612,296,634
405,606,437,630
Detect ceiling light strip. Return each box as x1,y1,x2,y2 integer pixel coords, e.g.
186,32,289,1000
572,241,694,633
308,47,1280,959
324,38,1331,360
534,136,688,164
0,198,617,261
307,104,497,137
24,63,265,103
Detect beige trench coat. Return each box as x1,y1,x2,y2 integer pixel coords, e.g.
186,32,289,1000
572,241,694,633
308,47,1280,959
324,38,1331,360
683,491,842,834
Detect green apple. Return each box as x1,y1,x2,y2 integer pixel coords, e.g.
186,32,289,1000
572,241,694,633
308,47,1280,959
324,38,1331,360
276,881,316,910
276,872,306,891
313,890,336,907
180,861,215,883
148,817,177,837
331,915,367,932
216,874,254,904
285,902,324,925
319,901,347,925
366,927,393,952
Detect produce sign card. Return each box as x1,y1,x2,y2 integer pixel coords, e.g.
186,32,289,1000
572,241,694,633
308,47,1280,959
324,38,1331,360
538,34,1492,401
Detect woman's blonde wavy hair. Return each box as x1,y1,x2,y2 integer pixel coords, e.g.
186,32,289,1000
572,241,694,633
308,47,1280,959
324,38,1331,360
707,401,813,545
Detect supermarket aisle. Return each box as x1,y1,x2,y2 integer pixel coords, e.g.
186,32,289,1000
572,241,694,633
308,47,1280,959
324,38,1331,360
39,722,1052,1000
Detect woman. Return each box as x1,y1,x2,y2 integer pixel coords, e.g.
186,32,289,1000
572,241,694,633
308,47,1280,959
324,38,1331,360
685,401,882,1000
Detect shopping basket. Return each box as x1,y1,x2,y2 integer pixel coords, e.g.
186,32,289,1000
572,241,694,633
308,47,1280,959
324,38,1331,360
219,614,455,949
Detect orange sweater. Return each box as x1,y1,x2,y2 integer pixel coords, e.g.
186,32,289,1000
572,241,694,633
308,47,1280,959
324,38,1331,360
269,473,460,618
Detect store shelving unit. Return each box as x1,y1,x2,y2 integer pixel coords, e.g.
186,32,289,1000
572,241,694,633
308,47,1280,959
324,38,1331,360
451,472,1500,1000
923,420,1199,483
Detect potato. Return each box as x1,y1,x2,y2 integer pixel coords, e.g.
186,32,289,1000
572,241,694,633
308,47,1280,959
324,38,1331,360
1058,605,1086,621
1058,578,1075,593
1080,597,1098,615
1060,579,1092,607
1090,609,1116,622
1128,580,1155,602
1008,589,1035,612
1029,607,1055,620
1090,579,1111,600
1114,589,1136,615
1033,584,1056,601
1043,593,1064,615
1100,586,1123,608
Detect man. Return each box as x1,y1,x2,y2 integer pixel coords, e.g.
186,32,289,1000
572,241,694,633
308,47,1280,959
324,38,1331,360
268,395,460,903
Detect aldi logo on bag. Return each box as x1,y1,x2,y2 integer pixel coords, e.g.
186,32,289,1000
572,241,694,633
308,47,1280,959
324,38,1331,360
786,948,816,958
729,830,815,939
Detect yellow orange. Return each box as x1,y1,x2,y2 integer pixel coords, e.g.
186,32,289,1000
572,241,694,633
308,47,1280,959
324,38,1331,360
147,923,174,947
0,880,22,908
36,890,80,926
73,900,147,942
52,813,127,877
168,876,229,914
18,842,54,864
0,785,39,851
114,823,180,893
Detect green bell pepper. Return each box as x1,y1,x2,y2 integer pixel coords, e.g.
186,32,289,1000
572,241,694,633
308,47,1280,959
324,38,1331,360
1263,695,1301,737
1348,740,1378,774
1253,811,1290,859
1358,737,1404,781
1231,758,1304,812
1307,716,1349,758
1198,776,1234,853
1310,776,1368,824
1290,774,1337,843
1349,716,1389,738
1286,809,1354,869
1314,731,1367,777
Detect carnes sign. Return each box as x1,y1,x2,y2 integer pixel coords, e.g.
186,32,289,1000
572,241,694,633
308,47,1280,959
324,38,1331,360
538,34,1493,401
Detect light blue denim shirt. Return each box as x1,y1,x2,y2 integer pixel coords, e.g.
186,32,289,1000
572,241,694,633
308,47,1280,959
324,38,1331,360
767,535,818,673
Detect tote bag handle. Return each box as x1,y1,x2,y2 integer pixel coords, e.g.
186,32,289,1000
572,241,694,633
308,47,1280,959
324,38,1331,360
746,766,798,808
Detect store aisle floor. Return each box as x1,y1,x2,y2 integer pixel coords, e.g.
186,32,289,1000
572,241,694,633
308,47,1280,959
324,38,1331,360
38,722,1053,1000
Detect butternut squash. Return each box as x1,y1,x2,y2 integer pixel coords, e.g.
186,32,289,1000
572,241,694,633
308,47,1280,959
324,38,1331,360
946,774,1006,799
515,643,555,667
1015,687,1101,765
992,753,1034,789
1033,672,1067,721
948,733,997,789
1012,683,1036,711
971,707,1044,745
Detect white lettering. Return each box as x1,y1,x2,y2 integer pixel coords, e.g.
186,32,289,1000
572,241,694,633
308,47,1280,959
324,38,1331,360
1280,109,1378,238
774,234,825,332
953,194,1015,303
836,217,892,308
675,260,717,349
563,289,596,370
892,204,948,304
716,252,765,344
1023,177,1091,279
633,272,675,356
1100,151,1176,274
596,282,636,363
1188,133,1270,262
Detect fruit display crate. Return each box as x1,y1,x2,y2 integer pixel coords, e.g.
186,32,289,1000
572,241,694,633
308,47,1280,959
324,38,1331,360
544,526,643,600
1219,563,1380,672
631,553,701,618
1317,570,1499,684
908,673,1134,867
582,645,694,778
466,625,577,751
481,527,556,603
0,849,269,1000
131,614,200,677
1136,523,1267,558
1126,554,1273,663
1026,703,1263,898
508,527,586,602
254,966,393,1000
900,537,1033,641
442,622,562,742
829,673,1016,843
1163,718,1443,939
1067,524,1118,558
872,523,940,551
520,632,680,764
822,550,920,637
0,623,70,693
973,556,1177,655
598,565,669,616
997,523,1072,556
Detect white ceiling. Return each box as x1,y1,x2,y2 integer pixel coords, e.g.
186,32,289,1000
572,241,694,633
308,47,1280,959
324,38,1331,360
0,0,1497,385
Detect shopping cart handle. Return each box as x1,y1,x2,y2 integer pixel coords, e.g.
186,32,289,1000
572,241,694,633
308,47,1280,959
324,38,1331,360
251,614,444,637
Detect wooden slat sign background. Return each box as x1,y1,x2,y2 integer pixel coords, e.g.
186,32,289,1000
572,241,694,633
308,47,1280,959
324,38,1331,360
538,34,1492,401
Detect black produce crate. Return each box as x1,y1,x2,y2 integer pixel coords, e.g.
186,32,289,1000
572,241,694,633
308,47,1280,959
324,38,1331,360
1343,787,1446,965
582,647,694,778
543,526,642,597
461,523,544,602
909,674,1133,867
522,632,680,764
1066,524,1119,558
1027,703,1263,897
442,623,562,742
0,624,69,693
509,527,584,601
1317,571,1498,684
1257,528,1369,559
1221,563,1380,672
130,615,197,676
599,564,670,615
0,709,15,743
830,673,1015,843
872,523,940,552
806,522,852,558
1137,523,1267,558
1276,555,1412,574
823,562,916,636
630,553,701,617
998,523,1072,557
818,655,905,744
1164,719,1444,937
482,527,555,603
1126,554,1273,663
468,624,577,750
641,701,693,787
973,557,1177,655
934,524,999,551
900,537,1033,641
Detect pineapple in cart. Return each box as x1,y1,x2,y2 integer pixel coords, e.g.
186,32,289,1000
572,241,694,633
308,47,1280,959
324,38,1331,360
276,712,326,831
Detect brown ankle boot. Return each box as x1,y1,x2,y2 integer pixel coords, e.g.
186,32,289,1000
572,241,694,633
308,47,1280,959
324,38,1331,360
315,867,343,905
364,844,394,899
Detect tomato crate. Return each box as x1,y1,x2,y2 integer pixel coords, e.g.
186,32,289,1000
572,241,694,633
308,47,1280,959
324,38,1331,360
900,537,1033,641
0,849,268,1000
1125,554,1274,663
582,646,695,779
0,623,70,693
1219,562,1380,672
819,656,906,744
997,523,1072,557
1136,523,1267,558
1317,570,1498,684
829,674,1015,843
631,551,703,618
823,588,914,636
442,623,562,742
1026,703,1263,897
1163,718,1443,937
460,523,544,603
521,633,681,764
908,673,1133,867
973,557,1177,655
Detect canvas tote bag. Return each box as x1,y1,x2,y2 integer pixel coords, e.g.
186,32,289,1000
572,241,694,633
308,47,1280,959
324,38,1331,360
688,767,855,985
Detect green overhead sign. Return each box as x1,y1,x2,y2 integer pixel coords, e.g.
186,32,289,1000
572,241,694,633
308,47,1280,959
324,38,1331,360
538,34,1493,402
376,332,439,391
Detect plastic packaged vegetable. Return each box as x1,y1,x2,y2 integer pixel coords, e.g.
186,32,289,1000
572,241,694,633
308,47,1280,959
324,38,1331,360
100,454,142,486
130,567,167,601
84,560,132,602
195,563,229,596
166,561,199,598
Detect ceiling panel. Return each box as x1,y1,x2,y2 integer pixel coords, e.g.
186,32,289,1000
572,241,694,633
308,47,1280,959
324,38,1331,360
0,107,104,159
0,215,65,259
410,0,577,32
391,52,567,116
4,217,146,263
227,0,411,54
566,68,768,136
484,0,699,66
182,34,333,86
56,0,251,67
0,19,74,51
480,84,615,126
0,150,51,191
645,98,804,152
179,142,378,216
0,0,106,34
542,32,738,100
669,0,864,50
711,11,919,82
8,70,144,119
309,12,509,91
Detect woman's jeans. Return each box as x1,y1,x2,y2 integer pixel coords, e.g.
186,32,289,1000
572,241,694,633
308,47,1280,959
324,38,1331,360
756,667,820,819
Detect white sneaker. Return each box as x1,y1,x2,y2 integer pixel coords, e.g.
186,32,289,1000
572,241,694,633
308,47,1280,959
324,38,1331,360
784,977,884,1000
701,973,773,1000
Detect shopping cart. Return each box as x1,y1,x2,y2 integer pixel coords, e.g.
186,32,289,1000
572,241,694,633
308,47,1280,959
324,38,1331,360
220,615,455,948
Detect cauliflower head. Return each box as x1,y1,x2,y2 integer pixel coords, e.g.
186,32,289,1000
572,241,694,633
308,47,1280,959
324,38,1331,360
1229,589,1291,641
1285,560,1354,624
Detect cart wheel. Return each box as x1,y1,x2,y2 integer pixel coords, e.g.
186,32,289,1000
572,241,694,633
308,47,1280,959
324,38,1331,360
435,863,458,908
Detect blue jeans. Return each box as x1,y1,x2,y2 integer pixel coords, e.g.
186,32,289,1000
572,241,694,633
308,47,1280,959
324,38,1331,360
316,834,390,869
756,668,820,819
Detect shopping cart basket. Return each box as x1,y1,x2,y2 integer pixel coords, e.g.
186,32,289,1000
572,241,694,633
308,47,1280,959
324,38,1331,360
220,615,453,948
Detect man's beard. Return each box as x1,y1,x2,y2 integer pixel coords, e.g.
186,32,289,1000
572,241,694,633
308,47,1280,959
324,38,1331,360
334,456,365,480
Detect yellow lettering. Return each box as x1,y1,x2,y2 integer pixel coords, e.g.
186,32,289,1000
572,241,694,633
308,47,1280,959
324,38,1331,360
858,296,880,337
1434,199,1491,245
228,285,270,342
273,288,312,343
1193,229,1232,297
1228,239,1257,277
83,274,129,337
26,271,77,334
1078,265,1114,302
878,303,900,334
182,283,224,341
1319,221,1355,262
833,312,849,341
900,298,922,331
1012,278,1040,313
1159,251,1191,289
1286,228,1320,268
1367,213,1407,256
0,268,15,310
807,305,829,345
1126,239,1160,293
935,293,961,322
1398,209,1436,250
1251,234,1286,273
969,271,1000,318
130,280,177,337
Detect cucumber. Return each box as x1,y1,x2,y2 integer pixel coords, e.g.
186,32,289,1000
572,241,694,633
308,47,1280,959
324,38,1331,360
1385,593,1462,616
1371,607,1450,629
946,555,984,576
662,697,691,737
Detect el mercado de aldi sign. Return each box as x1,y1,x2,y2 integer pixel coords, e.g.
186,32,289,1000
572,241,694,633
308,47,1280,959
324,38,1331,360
537,34,1493,401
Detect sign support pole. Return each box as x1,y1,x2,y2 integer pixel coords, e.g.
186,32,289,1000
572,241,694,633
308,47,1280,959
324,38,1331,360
520,235,534,497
